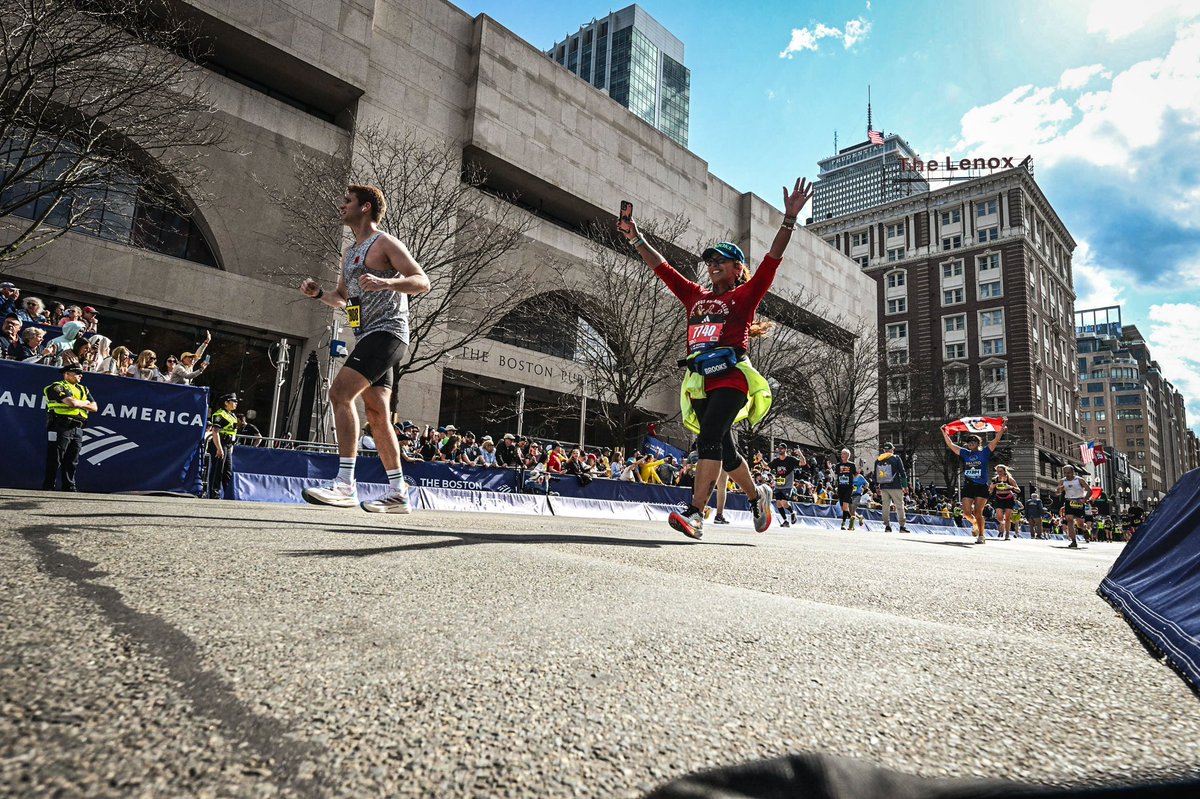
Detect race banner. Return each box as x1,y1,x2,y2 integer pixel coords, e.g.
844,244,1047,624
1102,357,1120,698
943,416,1005,435
643,435,686,464
0,359,207,493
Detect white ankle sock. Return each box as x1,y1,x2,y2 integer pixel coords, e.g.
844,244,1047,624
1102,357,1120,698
386,468,405,492
337,457,355,483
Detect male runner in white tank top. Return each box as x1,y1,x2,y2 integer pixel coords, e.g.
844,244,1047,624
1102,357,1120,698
298,184,430,512
1056,465,1091,549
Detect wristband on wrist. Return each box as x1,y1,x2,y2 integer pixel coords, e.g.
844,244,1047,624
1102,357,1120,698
780,220,797,230
630,237,646,249
315,288,324,300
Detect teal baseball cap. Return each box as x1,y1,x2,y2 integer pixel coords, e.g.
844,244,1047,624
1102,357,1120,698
701,242,745,263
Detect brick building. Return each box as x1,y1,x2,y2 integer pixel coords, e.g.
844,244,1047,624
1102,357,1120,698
809,164,1080,494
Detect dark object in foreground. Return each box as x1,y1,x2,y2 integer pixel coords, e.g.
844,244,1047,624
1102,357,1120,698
1098,468,1200,697
643,752,1198,798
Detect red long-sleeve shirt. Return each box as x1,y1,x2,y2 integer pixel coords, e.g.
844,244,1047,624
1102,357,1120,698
654,254,782,394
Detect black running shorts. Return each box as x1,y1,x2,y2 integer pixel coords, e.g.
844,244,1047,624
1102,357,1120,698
344,331,408,389
961,481,989,500
836,486,853,505
993,497,1015,510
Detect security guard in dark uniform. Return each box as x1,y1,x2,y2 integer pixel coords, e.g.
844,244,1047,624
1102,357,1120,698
207,392,239,499
43,363,98,491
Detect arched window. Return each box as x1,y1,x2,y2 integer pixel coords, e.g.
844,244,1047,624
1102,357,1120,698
0,134,219,267
489,291,617,367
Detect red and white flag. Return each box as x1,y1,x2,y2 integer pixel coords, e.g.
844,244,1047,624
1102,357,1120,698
1080,441,1095,465
867,128,884,146
943,416,1004,434
1093,444,1108,464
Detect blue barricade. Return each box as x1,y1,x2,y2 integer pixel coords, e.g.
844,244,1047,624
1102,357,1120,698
0,359,207,494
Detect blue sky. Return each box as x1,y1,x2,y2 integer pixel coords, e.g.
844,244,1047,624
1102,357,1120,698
457,0,1200,430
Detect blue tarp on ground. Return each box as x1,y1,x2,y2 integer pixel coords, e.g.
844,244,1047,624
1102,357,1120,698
0,359,207,494
1098,467,1200,692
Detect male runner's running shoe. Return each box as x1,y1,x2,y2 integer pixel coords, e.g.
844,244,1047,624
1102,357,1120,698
668,509,704,540
752,484,773,533
361,489,412,514
302,477,358,508
712,514,730,525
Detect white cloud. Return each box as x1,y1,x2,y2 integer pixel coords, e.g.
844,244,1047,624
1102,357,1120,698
1058,64,1111,90
1086,0,1198,41
949,21,1200,222
779,16,872,58
1143,303,1200,428
1071,240,1129,309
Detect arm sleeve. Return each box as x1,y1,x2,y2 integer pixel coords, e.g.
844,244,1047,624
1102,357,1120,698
741,255,783,307
652,262,701,307
46,385,69,402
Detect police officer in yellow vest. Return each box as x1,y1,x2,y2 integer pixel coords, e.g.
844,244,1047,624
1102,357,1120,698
207,392,239,499
43,363,98,491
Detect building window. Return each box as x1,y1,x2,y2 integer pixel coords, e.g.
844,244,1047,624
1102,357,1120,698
983,365,1007,382
941,235,962,251
851,231,869,247
944,315,966,333
945,342,966,360
977,226,999,242
887,247,905,262
983,395,1008,413
979,280,1003,299
981,337,1006,356
943,287,964,306
1093,396,1105,406
886,222,904,238
1082,411,1092,421
886,322,908,342
886,297,907,315
940,209,961,225
1086,383,1103,393
1095,411,1108,420
944,368,969,388
1080,397,1090,407
942,261,964,279
977,199,998,217
887,349,909,366
885,270,906,289
856,256,869,268
980,309,1004,327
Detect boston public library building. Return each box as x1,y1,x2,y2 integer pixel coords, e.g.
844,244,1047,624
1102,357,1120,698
3,0,875,451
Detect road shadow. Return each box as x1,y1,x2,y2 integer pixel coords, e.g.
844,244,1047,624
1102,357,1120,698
898,538,977,549
284,527,754,558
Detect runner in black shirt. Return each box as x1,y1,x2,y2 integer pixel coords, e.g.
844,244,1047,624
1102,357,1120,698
768,445,801,528
834,448,858,530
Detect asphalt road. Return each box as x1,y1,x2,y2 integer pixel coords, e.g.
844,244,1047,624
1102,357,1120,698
2,489,1197,798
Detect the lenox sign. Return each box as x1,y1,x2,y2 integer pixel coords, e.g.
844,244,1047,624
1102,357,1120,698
899,155,1027,173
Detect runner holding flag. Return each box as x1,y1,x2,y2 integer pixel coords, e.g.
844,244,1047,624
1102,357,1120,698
940,416,1006,544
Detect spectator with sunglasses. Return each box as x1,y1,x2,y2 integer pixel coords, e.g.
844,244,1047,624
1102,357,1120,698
131,349,167,381
168,331,212,385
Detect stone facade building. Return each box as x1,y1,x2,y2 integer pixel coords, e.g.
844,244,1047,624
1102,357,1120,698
3,0,874,450
810,165,1080,494
1076,306,1194,503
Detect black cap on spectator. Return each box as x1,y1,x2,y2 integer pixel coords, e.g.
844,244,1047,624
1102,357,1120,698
220,392,239,403
401,420,416,428
60,363,84,374
883,442,894,450
465,431,475,438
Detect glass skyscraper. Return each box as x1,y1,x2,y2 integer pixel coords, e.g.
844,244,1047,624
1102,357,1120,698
547,5,690,147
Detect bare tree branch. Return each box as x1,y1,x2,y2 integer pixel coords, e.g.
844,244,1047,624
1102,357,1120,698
1,0,226,268
257,121,537,381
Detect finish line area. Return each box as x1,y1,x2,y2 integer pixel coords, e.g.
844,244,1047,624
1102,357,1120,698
4,488,1196,798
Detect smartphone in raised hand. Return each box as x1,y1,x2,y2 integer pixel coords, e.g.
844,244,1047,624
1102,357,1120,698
620,200,633,222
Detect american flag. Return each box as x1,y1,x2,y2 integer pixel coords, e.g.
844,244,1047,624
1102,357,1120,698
867,128,884,146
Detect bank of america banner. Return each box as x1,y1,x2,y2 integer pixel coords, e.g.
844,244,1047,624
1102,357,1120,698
0,360,207,494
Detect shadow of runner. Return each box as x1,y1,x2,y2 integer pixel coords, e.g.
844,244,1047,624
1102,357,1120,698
898,538,977,548
283,527,755,558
